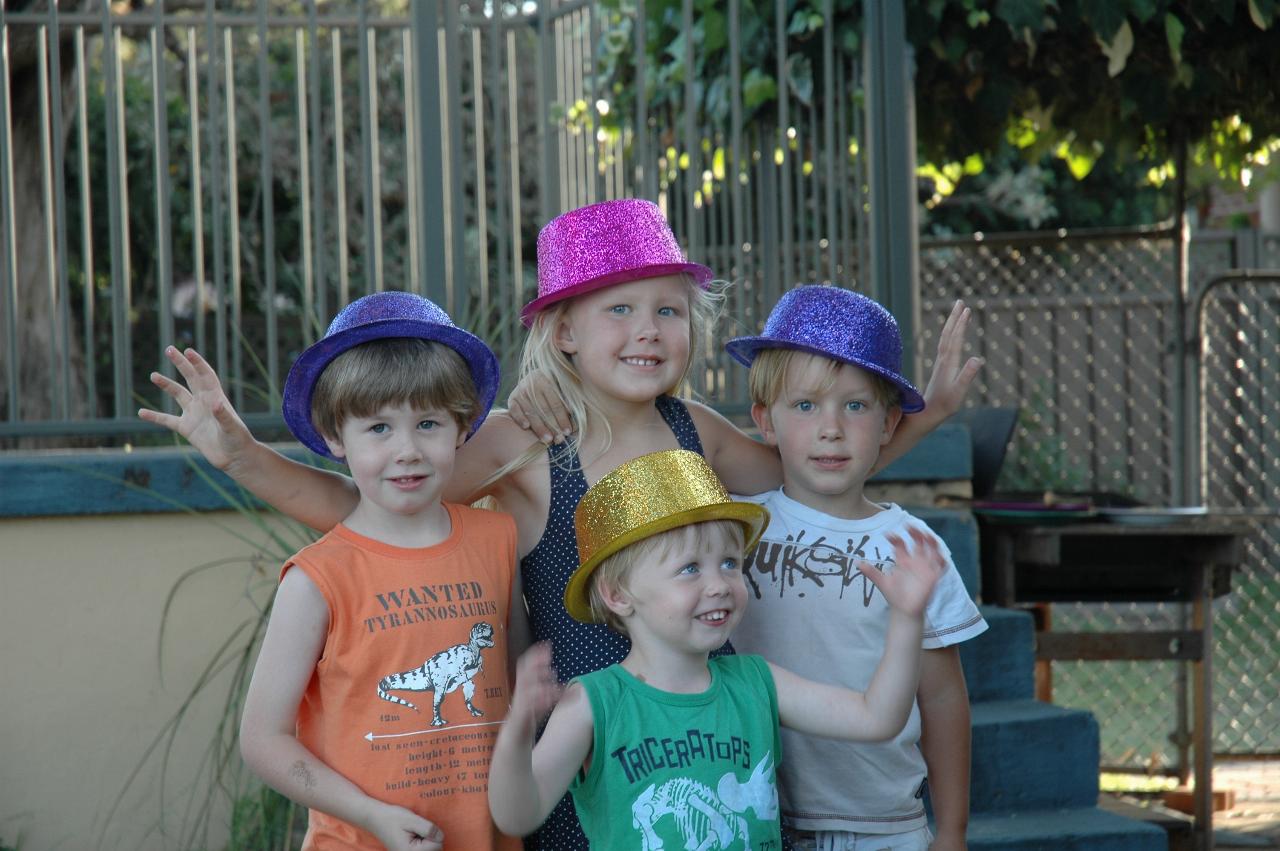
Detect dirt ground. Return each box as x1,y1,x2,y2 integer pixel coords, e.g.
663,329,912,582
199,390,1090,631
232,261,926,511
1215,760,1280,848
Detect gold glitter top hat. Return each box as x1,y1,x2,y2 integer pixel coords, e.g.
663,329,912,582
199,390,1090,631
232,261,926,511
565,450,769,623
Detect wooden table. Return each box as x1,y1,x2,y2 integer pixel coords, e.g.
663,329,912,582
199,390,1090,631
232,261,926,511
976,516,1253,851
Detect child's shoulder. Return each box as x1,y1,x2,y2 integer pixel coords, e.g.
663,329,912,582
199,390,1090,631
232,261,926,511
447,501,519,540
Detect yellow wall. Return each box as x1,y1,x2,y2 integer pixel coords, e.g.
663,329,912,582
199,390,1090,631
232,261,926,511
1,510,307,851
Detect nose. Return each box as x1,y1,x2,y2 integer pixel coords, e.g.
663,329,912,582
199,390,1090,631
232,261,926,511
634,312,660,341
703,568,732,597
393,431,424,463
818,407,843,440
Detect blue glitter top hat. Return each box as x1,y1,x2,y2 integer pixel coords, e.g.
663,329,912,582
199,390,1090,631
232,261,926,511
725,284,925,412
282,291,500,460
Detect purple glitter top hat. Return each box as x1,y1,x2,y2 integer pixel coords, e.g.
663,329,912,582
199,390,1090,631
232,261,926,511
725,284,925,412
282,291,500,460
520,198,713,326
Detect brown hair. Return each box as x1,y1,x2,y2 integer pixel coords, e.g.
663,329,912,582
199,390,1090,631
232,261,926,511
747,347,901,410
310,338,480,440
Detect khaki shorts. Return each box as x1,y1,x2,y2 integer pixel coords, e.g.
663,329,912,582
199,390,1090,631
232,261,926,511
787,825,933,851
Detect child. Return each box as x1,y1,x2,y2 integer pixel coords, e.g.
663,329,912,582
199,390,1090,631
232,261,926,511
235,291,526,850
139,198,979,849
726,285,989,851
488,449,948,849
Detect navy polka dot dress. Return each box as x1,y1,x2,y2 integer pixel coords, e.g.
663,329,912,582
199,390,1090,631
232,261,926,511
519,395,735,850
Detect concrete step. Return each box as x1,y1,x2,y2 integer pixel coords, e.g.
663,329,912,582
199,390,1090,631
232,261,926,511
971,700,1100,813
967,805,1168,850
961,606,1036,703
914,507,980,598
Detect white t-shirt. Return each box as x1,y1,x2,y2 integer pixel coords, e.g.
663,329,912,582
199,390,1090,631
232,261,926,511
731,489,988,835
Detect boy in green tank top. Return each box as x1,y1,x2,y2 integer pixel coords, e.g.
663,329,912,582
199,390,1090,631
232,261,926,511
488,449,946,850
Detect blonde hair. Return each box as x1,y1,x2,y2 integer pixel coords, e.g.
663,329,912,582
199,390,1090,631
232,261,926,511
587,519,747,635
310,338,480,440
481,274,726,489
747,347,901,411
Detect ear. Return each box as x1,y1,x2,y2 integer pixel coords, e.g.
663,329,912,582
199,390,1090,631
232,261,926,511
323,432,347,460
596,575,634,619
880,405,904,445
553,314,579,355
455,425,468,449
750,403,778,446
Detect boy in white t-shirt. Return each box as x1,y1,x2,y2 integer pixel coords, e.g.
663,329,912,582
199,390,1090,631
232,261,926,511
727,285,988,851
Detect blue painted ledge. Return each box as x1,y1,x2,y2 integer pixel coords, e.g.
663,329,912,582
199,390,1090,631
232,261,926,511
871,422,972,482
1,445,326,518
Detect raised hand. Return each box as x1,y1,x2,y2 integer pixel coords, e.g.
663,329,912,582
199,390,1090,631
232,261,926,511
860,527,947,618
507,371,574,445
922,300,984,419
508,642,563,727
137,346,254,471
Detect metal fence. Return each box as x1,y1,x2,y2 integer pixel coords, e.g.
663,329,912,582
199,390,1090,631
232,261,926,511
3,0,1278,769
919,226,1280,768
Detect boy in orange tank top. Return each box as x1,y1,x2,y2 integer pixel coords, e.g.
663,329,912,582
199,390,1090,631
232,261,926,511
237,291,527,851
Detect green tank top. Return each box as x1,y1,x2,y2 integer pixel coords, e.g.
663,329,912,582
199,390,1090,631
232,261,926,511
570,654,785,850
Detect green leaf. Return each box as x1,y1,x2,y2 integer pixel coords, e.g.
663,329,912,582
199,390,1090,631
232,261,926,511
994,0,1044,33
1165,13,1185,67
701,8,728,53
787,54,815,106
1126,0,1160,24
1079,0,1127,41
742,68,778,111
1248,0,1275,28
1096,18,1134,77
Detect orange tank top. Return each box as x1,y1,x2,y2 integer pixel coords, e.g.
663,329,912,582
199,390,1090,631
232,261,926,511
286,503,522,850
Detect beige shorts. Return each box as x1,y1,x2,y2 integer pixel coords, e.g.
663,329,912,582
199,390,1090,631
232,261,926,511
787,825,934,851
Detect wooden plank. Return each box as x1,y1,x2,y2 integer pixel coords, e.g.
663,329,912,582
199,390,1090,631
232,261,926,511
1036,630,1204,661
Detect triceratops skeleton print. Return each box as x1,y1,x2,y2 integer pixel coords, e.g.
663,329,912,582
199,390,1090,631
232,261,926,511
376,621,495,725
631,751,778,850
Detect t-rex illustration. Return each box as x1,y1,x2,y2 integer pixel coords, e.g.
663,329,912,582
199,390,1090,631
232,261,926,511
375,621,495,725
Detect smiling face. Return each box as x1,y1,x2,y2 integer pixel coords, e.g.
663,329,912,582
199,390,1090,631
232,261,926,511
323,401,466,533
553,275,693,405
598,520,748,662
751,352,902,519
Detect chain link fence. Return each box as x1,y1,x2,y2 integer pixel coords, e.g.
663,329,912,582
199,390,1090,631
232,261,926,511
919,227,1280,770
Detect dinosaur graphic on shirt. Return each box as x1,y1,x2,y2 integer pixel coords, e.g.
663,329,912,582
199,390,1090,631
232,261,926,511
376,621,495,725
630,751,778,849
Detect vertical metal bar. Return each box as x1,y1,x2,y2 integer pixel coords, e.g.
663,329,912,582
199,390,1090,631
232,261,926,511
634,0,649,199
554,13,570,211
488,6,510,344
588,5,602,204
537,0,559,222
822,0,836,283
186,28,206,358
506,28,523,327
411,0,446,307
37,26,61,416
152,2,175,401
443,0,465,305
75,27,97,406
437,27,455,311
296,28,315,336
471,28,489,317
682,0,695,255
331,30,350,307
224,27,243,407
256,0,278,393
103,8,133,418
366,26,383,292
204,0,229,380
852,58,868,286
775,0,792,290
307,0,326,326
0,6,17,422
729,0,744,284
356,0,375,293
403,28,420,293
46,4,73,418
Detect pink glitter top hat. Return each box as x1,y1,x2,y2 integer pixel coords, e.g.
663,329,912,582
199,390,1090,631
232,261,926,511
520,198,713,326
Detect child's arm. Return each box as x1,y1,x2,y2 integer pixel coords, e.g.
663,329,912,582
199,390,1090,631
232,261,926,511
488,643,594,836
687,401,784,495
240,569,444,851
139,347,361,530
873,299,984,473
918,646,973,851
771,527,946,741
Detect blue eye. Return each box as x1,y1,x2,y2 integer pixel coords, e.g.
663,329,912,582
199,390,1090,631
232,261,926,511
369,423,388,434
679,563,700,576
418,419,439,431
720,558,739,572
657,306,677,317
608,304,630,314
846,400,866,412
794,400,814,412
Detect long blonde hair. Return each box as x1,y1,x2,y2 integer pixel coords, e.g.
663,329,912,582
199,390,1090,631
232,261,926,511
482,274,727,488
